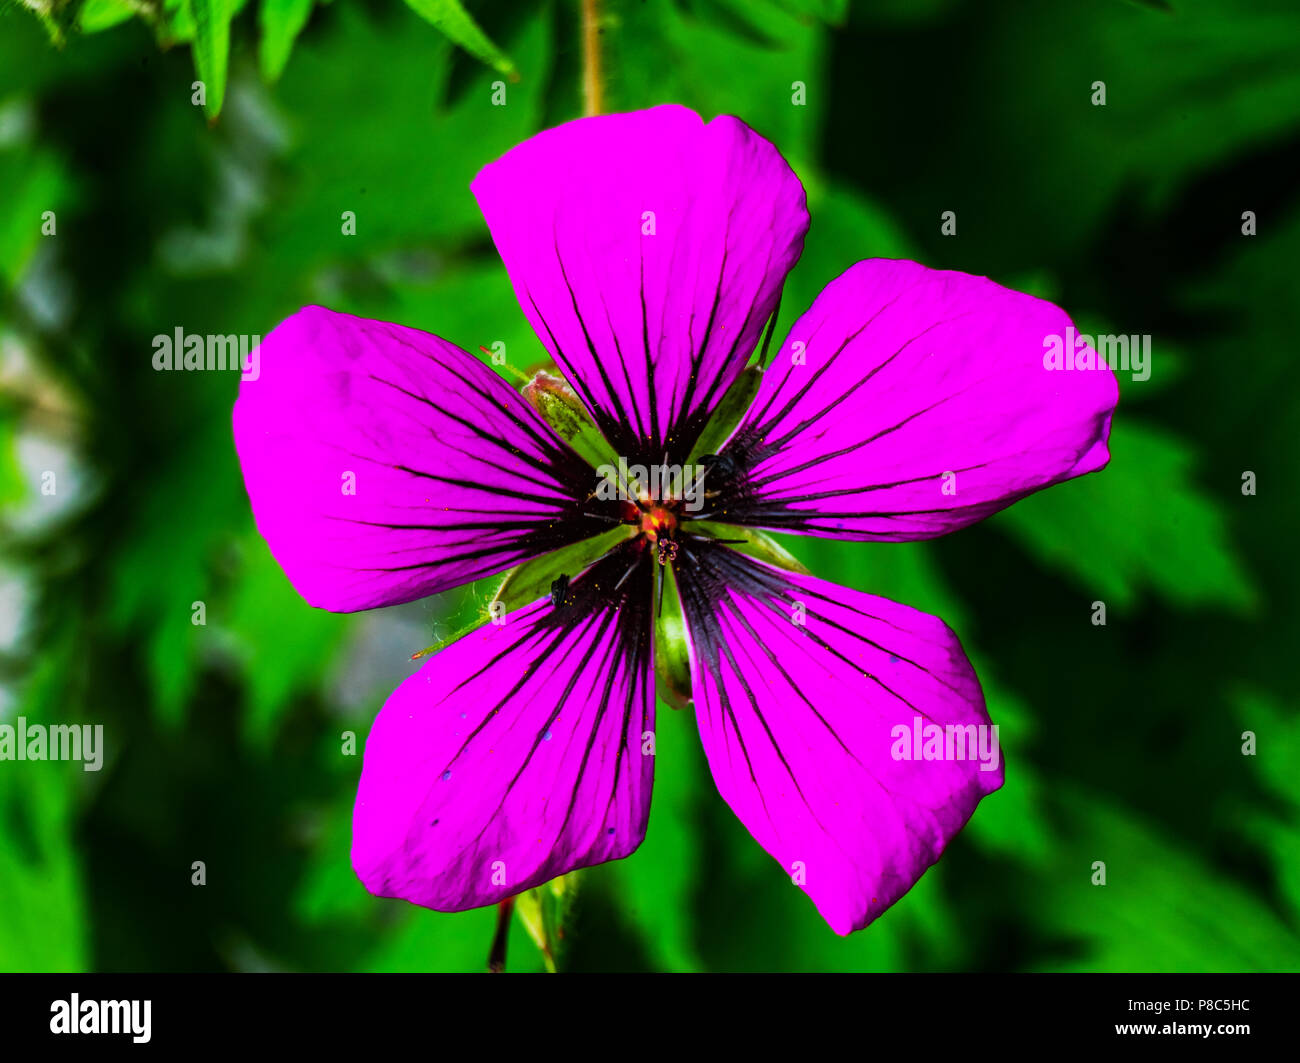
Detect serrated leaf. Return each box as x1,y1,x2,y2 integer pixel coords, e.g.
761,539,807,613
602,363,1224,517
1232,689,1300,922
401,0,516,77
603,0,827,161
993,420,1256,611
1031,789,1300,972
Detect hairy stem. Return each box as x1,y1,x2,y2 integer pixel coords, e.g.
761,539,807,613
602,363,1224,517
581,0,604,116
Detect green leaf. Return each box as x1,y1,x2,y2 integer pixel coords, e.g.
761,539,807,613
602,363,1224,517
0,144,72,286
0,411,23,508
293,793,367,925
224,537,353,743
225,532,353,745
105,414,248,728
1070,313,1184,404
994,421,1256,611
262,4,551,262
293,792,545,972
0,765,88,970
1231,689,1300,922
258,0,314,82
959,667,1057,866
968,0,1300,256
400,0,517,78
767,0,849,24
78,0,137,33
0,635,89,972
1030,788,1300,971
188,0,233,120
604,0,827,162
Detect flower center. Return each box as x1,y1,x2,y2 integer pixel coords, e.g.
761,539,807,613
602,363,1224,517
592,461,718,570
639,502,677,542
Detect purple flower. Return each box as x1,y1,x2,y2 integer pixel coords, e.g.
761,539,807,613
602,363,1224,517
233,105,1117,935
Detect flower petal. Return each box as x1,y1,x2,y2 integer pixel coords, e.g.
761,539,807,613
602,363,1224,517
352,542,656,911
676,541,1002,935
472,104,809,465
233,305,612,612
718,259,1118,539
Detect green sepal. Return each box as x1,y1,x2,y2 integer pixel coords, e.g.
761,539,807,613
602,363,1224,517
691,521,810,575
408,611,490,661
689,365,763,462
523,371,620,471
491,524,633,615
654,563,694,710
515,872,579,973
409,527,633,660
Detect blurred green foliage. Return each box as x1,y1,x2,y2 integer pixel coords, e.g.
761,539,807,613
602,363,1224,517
0,0,1297,972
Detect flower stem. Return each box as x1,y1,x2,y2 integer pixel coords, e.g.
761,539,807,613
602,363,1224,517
580,0,604,116
487,896,516,973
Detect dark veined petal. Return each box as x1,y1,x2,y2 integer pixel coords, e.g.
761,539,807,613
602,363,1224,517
352,542,656,911
715,259,1118,539
472,104,809,465
232,305,614,612
675,541,1002,935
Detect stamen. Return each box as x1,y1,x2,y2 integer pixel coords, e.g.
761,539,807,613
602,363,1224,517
614,560,639,591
